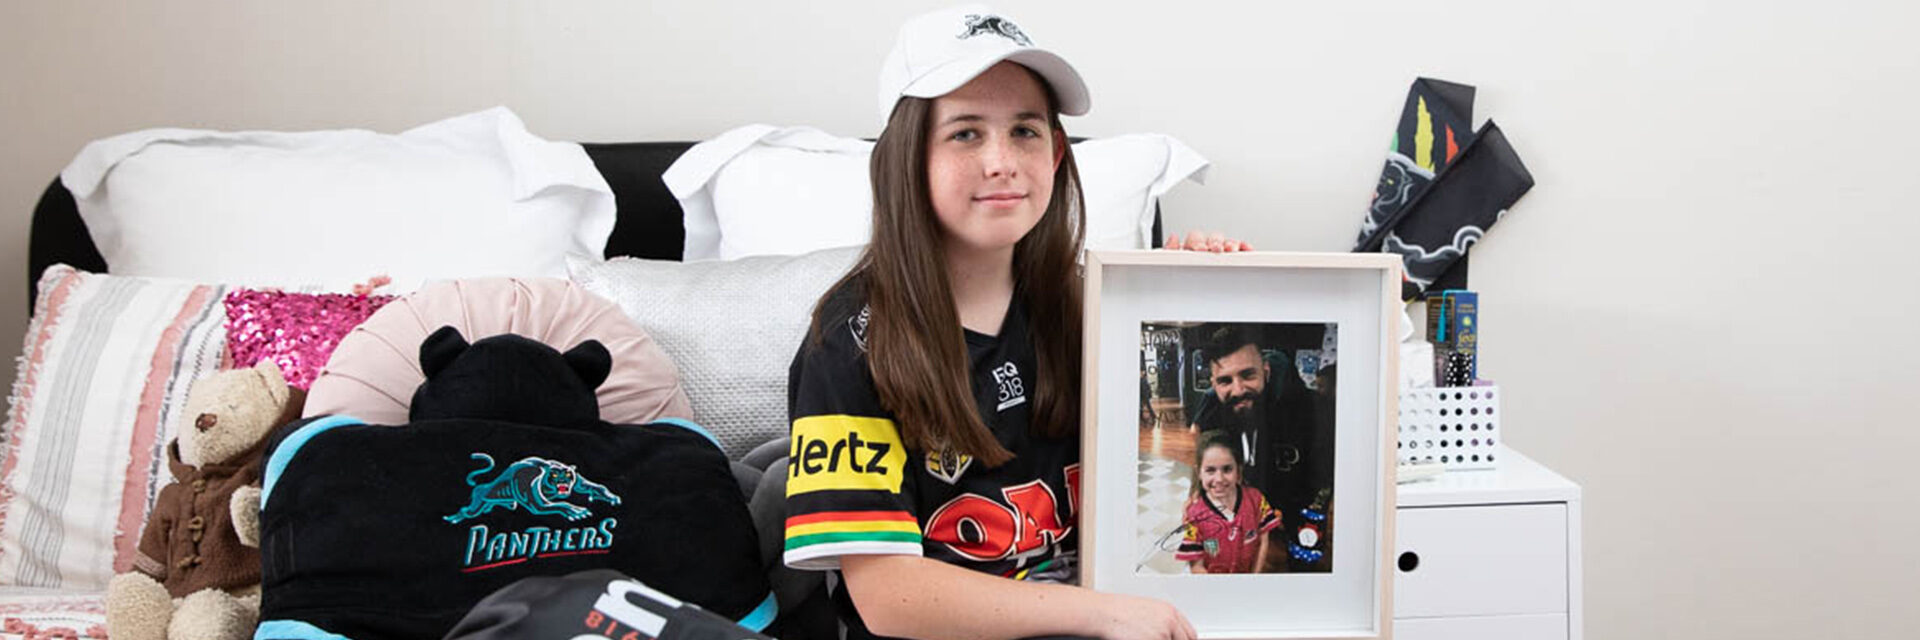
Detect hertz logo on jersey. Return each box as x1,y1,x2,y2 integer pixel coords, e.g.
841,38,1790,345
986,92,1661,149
788,415,908,494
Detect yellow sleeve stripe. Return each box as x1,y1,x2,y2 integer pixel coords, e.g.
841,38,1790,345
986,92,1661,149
788,415,908,495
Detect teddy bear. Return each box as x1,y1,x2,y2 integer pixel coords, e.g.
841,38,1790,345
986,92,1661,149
105,359,305,640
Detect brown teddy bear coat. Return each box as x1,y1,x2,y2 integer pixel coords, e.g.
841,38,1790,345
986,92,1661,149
133,437,270,598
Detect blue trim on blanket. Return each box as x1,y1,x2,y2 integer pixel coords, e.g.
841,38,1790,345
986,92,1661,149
653,417,722,450
260,415,366,507
255,619,352,640
737,590,778,632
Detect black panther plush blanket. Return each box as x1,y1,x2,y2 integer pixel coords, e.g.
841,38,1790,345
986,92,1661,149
252,328,772,640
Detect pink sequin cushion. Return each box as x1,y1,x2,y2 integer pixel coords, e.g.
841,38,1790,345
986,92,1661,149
224,289,398,390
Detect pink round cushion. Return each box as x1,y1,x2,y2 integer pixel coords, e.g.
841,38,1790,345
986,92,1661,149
305,277,692,425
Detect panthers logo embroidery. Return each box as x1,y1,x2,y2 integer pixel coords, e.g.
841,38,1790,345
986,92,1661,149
848,305,871,352
926,445,974,485
958,14,1032,46
445,453,622,524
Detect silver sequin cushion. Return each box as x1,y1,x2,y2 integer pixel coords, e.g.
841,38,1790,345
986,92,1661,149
567,247,861,459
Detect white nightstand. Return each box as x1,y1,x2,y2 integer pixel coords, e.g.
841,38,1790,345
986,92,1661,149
1393,449,1582,640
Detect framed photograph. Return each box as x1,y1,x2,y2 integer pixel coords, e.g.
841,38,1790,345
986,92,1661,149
1081,251,1400,639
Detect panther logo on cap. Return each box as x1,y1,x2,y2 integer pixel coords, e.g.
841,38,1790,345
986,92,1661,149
958,14,1032,46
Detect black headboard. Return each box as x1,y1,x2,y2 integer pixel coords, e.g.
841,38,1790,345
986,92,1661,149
27,141,1161,313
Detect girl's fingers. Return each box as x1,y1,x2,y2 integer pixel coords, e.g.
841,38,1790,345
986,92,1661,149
1165,231,1253,253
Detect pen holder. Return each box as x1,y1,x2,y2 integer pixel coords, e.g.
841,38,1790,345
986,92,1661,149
1397,385,1502,470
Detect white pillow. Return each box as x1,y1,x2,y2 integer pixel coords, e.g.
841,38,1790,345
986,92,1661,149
663,125,874,262
664,125,1209,261
1074,135,1213,253
59,107,616,291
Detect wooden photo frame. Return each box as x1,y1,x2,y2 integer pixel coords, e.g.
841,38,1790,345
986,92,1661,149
1081,251,1400,639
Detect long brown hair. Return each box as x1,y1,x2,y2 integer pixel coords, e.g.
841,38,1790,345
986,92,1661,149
811,72,1085,467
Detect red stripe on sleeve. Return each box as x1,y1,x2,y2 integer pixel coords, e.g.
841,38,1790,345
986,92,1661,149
787,510,917,528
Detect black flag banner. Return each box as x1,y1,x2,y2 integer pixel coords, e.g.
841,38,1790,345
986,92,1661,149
1354,78,1534,300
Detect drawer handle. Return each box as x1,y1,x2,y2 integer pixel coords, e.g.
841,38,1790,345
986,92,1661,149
1397,551,1420,572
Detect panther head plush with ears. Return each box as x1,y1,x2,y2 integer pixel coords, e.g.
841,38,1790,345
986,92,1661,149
408,326,611,427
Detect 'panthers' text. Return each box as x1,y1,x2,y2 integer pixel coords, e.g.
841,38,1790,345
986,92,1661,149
463,518,618,571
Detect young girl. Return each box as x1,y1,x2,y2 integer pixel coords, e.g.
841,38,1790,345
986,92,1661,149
783,6,1238,640
1175,432,1281,574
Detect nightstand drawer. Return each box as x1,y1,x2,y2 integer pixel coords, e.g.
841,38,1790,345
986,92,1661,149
1395,503,1568,618
1397,613,1568,640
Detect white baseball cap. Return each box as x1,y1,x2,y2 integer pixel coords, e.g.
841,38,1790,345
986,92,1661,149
878,4,1090,123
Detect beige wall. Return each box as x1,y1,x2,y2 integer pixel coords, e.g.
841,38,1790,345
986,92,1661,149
5,1,1918,637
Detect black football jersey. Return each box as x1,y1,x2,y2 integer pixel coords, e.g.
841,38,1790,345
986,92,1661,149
784,286,1079,638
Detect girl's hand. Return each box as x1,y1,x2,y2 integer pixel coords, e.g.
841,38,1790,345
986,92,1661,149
1092,592,1197,640
1165,230,1252,253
